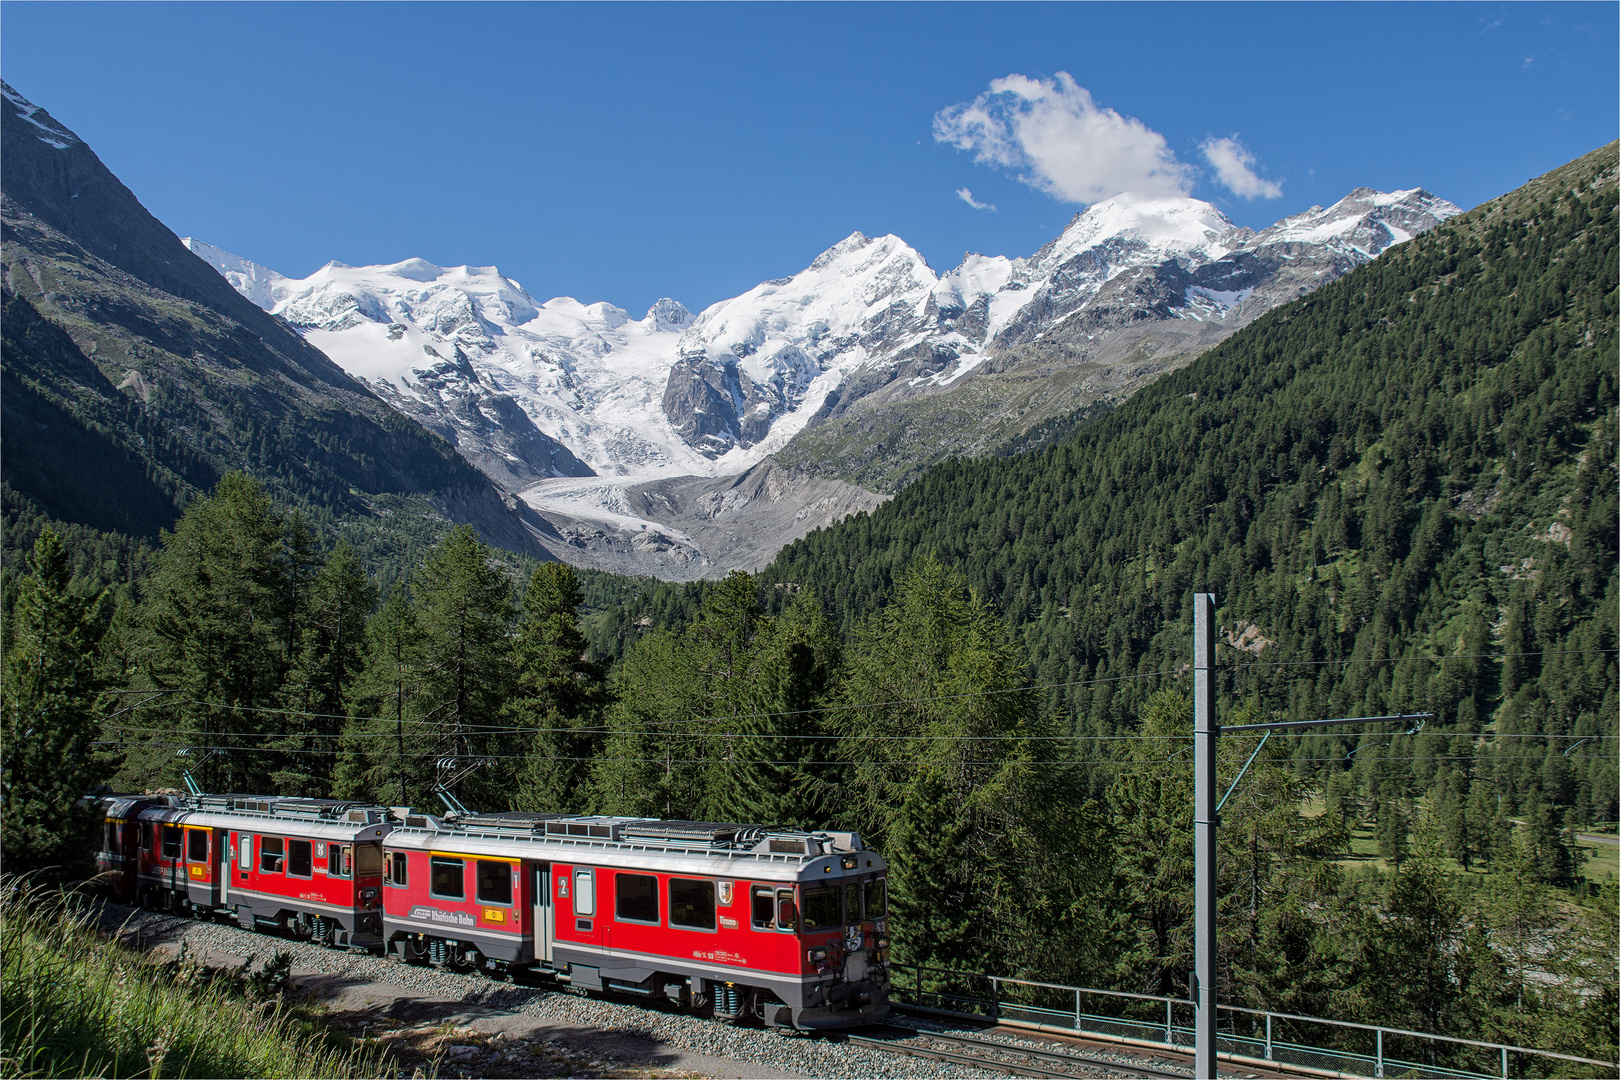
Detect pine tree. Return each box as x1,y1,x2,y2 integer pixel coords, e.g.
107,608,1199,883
136,473,290,793
1465,778,1507,866
1354,823,1468,1035
1107,691,1195,998
1440,777,1474,869
275,543,376,797
834,556,1035,982
1521,799,1579,886
723,590,839,829
334,584,427,806
0,529,115,880
411,525,515,810
588,631,700,817
513,562,607,813
1376,798,1409,868
1486,830,1550,1018
888,765,977,980
687,571,764,818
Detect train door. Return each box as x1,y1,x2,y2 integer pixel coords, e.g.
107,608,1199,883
531,862,554,965
217,827,231,906
184,825,215,908
160,824,184,892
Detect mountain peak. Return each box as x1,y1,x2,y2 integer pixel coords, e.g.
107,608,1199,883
646,297,694,332
1038,193,1236,270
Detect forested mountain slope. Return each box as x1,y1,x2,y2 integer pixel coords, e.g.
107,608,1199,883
766,142,1618,820
1,82,550,577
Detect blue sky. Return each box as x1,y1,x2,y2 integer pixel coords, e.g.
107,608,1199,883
4,2,1615,314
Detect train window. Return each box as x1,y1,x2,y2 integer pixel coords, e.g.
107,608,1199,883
188,829,208,863
328,844,351,878
430,856,465,899
260,837,285,874
138,823,152,851
476,860,513,905
843,882,858,924
801,886,840,930
240,834,253,874
354,843,384,877
386,851,408,887
615,873,658,923
751,885,776,930
161,825,182,860
573,870,595,916
865,878,887,919
288,839,313,878
776,889,798,931
105,822,119,853
669,878,716,931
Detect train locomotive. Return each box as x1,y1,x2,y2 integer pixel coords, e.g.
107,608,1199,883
94,793,891,1030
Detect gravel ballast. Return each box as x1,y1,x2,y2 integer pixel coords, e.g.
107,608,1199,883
98,903,1183,1078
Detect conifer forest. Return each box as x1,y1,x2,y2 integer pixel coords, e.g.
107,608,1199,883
3,151,1616,1070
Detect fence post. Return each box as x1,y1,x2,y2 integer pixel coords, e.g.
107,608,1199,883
1074,989,1082,1032
1376,1028,1384,1079
1165,999,1172,1045
1501,1046,1508,1079
1266,1013,1273,1061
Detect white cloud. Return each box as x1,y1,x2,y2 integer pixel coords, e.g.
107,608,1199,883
934,72,1192,205
955,187,996,211
1200,136,1283,199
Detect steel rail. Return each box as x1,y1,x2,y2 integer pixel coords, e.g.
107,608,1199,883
845,1023,1194,1080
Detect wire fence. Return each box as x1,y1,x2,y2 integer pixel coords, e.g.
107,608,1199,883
890,963,1616,1080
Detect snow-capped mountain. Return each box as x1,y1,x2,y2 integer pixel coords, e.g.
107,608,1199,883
188,184,1458,576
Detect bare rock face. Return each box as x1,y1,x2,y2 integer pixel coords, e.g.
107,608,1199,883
660,353,776,457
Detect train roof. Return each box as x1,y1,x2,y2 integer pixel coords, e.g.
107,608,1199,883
122,793,396,841
386,811,886,882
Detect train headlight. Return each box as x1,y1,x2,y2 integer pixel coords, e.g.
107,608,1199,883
807,947,827,963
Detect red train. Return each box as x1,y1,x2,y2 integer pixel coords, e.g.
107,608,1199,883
95,794,891,1030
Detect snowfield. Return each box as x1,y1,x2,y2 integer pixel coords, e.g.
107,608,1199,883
183,184,1460,499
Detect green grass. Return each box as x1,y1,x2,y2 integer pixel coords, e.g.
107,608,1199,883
1324,806,1618,892
0,881,386,1078
1577,833,1619,884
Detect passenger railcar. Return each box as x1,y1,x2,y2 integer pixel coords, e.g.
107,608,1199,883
96,794,395,949
93,796,890,1030
381,811,891,1029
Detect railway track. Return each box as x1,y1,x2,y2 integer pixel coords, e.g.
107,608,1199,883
839,1023,1199,1079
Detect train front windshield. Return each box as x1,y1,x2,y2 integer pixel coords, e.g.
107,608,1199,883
800,875,886,930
